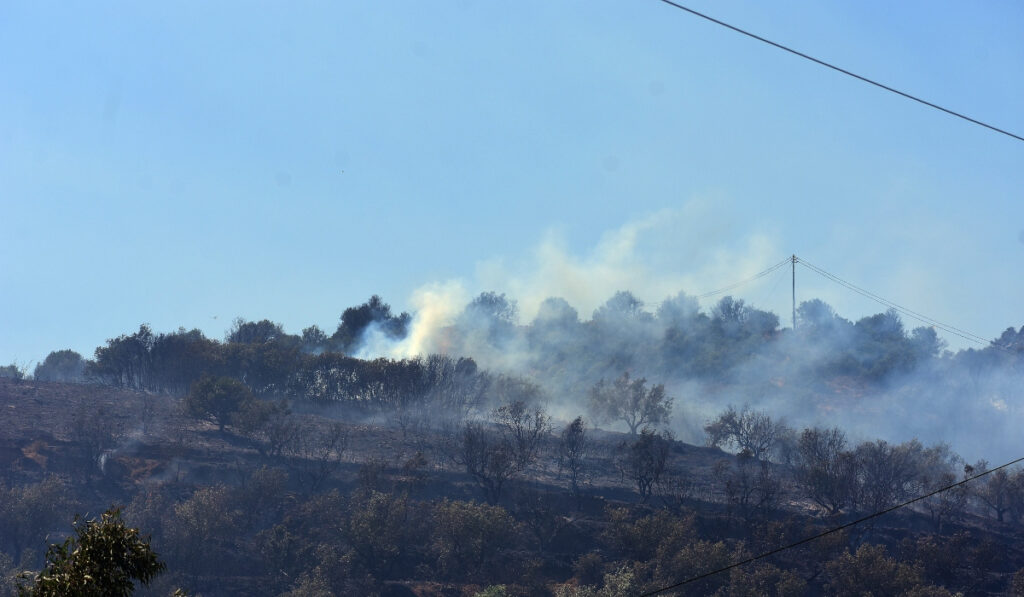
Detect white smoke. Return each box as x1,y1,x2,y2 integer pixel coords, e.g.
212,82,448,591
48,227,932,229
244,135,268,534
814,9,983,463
362,201,785,362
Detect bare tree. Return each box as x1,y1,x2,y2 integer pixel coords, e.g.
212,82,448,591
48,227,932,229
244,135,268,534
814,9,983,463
922,470,969,532
854,439,925,512
492,400,551,471
66,405,125,476
704,405,789,461
714,450,780,523
657,471,695,513
288,421,347,493
558,417,590,507
453,421,518,504
794,427,857,515
973,461,1020,523
615,428,671,502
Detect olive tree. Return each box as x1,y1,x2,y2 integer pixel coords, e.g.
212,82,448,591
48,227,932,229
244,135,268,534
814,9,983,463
704,405,789,461
184,375,254,432
588,372,672,435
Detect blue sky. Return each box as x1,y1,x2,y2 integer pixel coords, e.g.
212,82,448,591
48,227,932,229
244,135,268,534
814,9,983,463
1,0,1023,366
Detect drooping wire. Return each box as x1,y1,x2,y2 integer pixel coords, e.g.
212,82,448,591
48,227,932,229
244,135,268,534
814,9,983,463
640,454,1024,596
796,257,1014,353
696,258,790,299
654,0,1024,144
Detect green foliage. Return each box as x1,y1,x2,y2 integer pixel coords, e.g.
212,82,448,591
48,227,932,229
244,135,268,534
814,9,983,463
825,544,951,597
431,500,515,582
166,485,242,576
554,566,641,597
0,477,74,564
715,563,807,597
1012,567,1024,596
226,318,287,345
345,490,419,579
0,362,27,382
588,372,672,435
184,374,254,431
17,508,165,597
33,350,86,383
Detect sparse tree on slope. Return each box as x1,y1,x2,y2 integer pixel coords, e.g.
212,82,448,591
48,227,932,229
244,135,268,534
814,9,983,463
184,375,254,432
588,372,672,435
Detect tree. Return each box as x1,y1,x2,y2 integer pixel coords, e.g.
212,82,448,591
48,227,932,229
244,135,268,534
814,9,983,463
588,372,672,435
301,325,329,353
288,422,348,493
615,428,672,502
974,462,1020,523
226,318,286,344
825,544,952,597
236,399,299,460
793,427,857,515
345,490,420,580
558,417,590,507
17,508,166,597
456,291,519,349
88,325,154,389
333,295,411,353
33,350,85,383
166,485,241,577
592,291,651,325
0,362,27,382
453,421,518,504
713,450,780,523
704,406,789,461
854,439,927,512
554,566,641,597
0,477,74,565
431,499,514,582
66,404,125,475
184,375,254,432
491,400,550,470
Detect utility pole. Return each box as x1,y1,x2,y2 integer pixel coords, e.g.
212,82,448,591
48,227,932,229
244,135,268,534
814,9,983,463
791,254,797,330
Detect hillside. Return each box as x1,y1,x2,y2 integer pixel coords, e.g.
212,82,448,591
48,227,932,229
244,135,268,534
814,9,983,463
3,376,1024,596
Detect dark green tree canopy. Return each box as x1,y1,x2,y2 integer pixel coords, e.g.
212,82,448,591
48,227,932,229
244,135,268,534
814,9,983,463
18,508,165,597
185,375,255,432
226,318,287,345
33,349,86,383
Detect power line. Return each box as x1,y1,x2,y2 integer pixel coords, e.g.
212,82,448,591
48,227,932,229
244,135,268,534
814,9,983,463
654,0,1024,144
640,454,1024,596
696,258,790,299
797,258,989,343
795,257,1014,353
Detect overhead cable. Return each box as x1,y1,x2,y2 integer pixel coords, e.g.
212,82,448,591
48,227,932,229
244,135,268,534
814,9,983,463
655,0,1024,144
696,258,790,299
640,454,1024,596
796,257,1014,353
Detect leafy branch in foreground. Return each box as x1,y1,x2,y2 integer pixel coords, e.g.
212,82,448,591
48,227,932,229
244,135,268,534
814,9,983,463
18,508,167,597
